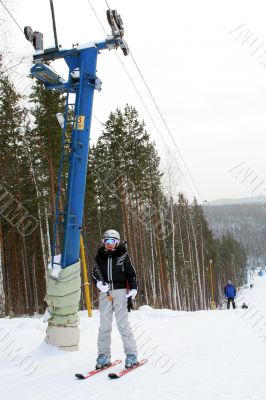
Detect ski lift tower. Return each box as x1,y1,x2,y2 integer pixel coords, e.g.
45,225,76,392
25,2,129,350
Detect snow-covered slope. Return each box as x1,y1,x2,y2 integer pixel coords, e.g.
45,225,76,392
1,274,266,400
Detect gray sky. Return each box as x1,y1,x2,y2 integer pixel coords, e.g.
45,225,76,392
1,0,266,202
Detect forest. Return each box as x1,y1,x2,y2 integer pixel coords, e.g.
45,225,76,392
0,72,247,316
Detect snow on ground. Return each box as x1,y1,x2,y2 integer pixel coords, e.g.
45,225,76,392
1,273,266,400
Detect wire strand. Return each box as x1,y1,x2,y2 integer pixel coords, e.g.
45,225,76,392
87,0,108,35
102,0,205,201
113,51,195,195
87,0,202,201
129,51,205,201
0,0,24,35
0,1,64,91
104,0,111,10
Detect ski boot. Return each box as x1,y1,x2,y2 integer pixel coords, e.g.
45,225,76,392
125,354,138,369
95,354,111,370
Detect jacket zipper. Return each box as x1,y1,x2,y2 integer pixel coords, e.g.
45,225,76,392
107,256,113,290
110,257,113,290
107,257,110,284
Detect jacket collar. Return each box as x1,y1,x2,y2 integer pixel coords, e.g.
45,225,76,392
97,243,127,259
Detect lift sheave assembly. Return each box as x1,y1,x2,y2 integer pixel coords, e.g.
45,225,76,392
24,9,129,87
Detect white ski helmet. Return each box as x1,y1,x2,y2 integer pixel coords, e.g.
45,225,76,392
103,229,120,241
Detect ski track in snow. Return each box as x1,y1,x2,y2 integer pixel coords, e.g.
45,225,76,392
1,273,266,399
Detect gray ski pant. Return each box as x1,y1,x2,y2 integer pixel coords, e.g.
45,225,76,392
97,288,137,358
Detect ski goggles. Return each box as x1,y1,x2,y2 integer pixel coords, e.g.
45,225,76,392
103,238,119,245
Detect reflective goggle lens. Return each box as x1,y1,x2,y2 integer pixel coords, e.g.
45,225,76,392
103,238,117,245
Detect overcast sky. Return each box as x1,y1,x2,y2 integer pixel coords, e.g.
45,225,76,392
1,0,266,203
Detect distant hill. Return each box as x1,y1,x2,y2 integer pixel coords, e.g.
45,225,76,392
207,196,266,206
203,202,266,268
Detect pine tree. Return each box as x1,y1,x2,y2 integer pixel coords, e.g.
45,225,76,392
0,72,46,314
29,81,66,225
85,105,166,306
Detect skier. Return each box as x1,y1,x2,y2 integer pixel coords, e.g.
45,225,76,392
241,302,248,309
224,280,236,309
92,229,138,370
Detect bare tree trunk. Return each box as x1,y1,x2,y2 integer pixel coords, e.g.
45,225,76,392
186,286,190,311
148,204,156,305
32,253,39,313
0,222,5,315
176,209,186,310
200,222,206,309
169,199,177,309
190,214,203,309
154,211,169,307
136,196,148,304
186,216,195,311
29,153,47,274
128,190,138,268
21,246,29,312
47,125,56,221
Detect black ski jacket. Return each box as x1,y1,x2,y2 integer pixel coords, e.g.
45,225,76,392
92,244,138,291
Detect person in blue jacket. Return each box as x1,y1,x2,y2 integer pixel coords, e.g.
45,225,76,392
224,280,236,309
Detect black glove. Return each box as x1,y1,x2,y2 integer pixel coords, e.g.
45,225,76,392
127,297,134,312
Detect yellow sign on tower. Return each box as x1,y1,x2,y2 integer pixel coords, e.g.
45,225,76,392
75,116,85,130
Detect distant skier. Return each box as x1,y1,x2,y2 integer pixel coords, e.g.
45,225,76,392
224,280,236,309
241,302,248,309
92,229,138,370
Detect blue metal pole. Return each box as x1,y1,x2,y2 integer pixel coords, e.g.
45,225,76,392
29,9,129,270
61,47,98,268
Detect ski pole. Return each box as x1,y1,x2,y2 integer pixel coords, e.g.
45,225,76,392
94,257,113,302
80,234,92,317
123,240,133,312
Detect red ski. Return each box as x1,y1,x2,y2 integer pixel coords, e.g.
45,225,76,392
75,359,122,379
108,359,148,379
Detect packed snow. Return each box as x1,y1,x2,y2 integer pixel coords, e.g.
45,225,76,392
1,273,266,400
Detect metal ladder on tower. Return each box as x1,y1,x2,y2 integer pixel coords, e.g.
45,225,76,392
51,65,84,267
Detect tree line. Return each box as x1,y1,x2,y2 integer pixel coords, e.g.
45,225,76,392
0,70,247,316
